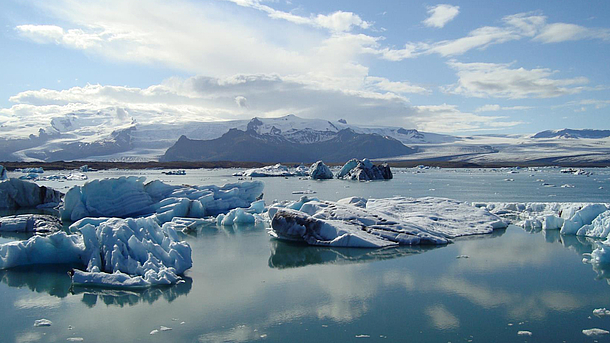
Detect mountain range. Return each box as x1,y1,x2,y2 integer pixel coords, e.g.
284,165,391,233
1,108,610,165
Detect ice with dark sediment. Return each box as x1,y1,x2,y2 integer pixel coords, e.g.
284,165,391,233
336,158,392,181
0,178,62,210
269,196,507,247
0,214,61,232
309,161,333,180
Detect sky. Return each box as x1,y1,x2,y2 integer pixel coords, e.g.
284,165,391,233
1,0,609,135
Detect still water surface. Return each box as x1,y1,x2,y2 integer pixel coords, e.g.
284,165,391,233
2,167,610,342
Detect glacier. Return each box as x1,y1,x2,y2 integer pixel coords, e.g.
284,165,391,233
309,161,333,180
269,196,507,247
0,178,62,210
60,176,264,222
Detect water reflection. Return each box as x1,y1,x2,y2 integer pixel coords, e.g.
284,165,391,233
268,240,441,269
74,277,192,308
0,265,192,307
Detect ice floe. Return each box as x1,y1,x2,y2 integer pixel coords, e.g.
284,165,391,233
0,178,62,210
234,164,293,177
593,308,610,317
34,319,52,327
0,215,192,287
269,196,506,247
0,214,61,233
582,328,609,337
60,176,264,222
309,161,333,180
336,158,392,181
476,202,610,239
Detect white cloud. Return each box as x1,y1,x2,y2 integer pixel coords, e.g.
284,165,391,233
445,61,590,99
534,23,610,43
411,104,523,132
475,104,532,112
423,4,460,28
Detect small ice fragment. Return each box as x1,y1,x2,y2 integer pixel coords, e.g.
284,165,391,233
517,331,532,336
67,338,84,342
355,334,371,338
172,318,178,321
593,308,610,317
160,326,172,331
68,325,73,330
260,334,267,338
150,330,159,335
518,322,525,325
583,328,609,337
180,322,185,325
34,319,52,327
504,178,514,182
508,323,513,326
456,255,469,259
321,325,328,328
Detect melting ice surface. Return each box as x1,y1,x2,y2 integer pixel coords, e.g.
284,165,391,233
1,167,610,342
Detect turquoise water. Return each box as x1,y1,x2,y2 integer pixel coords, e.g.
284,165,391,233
2,168,610,342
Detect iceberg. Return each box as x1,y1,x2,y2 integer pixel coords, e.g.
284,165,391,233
0,216,192,287
336,158,392,181
269,197,506,247
216,200,265,226
60,176,264,222
476,202,610,239
309,161,333,180
0,214,61,233
0,178,62,210
294,164,309,177
0,165,6,180
235,164,294,177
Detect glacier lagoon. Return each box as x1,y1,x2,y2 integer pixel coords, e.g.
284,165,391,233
2,167,610,342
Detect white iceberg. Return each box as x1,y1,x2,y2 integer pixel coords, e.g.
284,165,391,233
0,178,62,210
476,202,610,239
0,214,61,232
582,328,609,337
60,176,264,222
336,158,392,181
309,161,333,180
235,164,293,177
0,215,192,288
269,197,506,247
216,200,265,226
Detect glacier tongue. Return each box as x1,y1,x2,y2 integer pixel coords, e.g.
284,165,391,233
269,197,507,247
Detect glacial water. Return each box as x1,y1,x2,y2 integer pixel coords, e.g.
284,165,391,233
2,167,610,342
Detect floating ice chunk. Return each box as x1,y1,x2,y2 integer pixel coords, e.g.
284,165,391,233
150,330,159,335
582,328,609,337
160,326,172,331
593,308,610,317
517,331,532,336
309,161,333,180
294,164,309,177
0,216,192,288
216,200,265,226
0,214,61,232
0,178,62,210
67,338,84,342
0,165,7,180
60,177,264,223
337,158,392,181
18,167,44,173
236,164,294,177
270,197,506,247
34,319,52,327
578,211,610,239
292,190,316,195
561,204,608,235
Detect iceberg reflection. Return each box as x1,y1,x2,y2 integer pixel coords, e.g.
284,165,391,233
268,240,441,269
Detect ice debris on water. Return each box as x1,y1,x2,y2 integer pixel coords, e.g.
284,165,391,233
150,330,159,335
60,176,263,222
594,308,610,317
66,338,84,342
309,161,333,180
269,196,506,247
582,328,609,337
336,158,392,181
34,319,52,327
517,331,532,336
160,326,172,331
0,214,61,233
234,164,294,177
0,178,62,210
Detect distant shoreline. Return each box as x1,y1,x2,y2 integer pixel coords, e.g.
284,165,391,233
1,159,609,171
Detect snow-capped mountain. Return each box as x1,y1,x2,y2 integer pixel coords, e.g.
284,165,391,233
0,109,450,161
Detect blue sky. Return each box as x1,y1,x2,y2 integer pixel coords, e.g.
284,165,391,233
1,0,609,134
